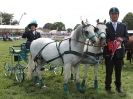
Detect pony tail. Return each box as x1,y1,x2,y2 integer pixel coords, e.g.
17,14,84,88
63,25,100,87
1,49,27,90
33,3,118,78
27,53,35,80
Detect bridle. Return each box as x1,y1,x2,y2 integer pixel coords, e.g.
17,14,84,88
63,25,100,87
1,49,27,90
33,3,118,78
82,24,96,43
95,23,107,47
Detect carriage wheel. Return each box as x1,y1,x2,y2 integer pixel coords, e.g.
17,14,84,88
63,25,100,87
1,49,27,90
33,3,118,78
4,63,12,77
15,64,25,83
53,66,63,75
44,64,63,75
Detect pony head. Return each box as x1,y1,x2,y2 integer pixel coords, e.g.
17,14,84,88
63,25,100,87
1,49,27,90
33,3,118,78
95,19,107,46
81,20,98,43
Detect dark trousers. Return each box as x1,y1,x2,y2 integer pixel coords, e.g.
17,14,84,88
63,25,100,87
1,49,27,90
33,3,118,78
105,56,123,90
25,41,31,49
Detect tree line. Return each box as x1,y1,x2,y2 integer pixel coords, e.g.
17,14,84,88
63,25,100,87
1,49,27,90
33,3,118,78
0,11,133,30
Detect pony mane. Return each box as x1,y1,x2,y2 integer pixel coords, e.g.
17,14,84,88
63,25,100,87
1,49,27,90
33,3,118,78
70,24,82,40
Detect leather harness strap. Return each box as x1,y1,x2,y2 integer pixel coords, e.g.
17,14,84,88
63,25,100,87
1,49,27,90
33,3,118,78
83,52,103,60
34,38,83,64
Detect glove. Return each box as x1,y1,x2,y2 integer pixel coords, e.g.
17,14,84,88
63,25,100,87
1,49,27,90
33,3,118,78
114,40,121,49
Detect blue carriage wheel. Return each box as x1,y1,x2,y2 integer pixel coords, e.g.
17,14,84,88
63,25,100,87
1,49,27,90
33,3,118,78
15,64,25,82
4,62,12,77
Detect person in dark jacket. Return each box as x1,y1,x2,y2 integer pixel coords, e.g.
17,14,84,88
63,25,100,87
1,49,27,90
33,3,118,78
22,20,41,49
103,7,129,93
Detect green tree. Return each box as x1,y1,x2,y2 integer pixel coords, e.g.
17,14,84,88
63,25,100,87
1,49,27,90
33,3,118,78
122,12,133,30
0,12,14,25
43,23,53,30
67,28,73,33
51,22,65,31
11,20,19,25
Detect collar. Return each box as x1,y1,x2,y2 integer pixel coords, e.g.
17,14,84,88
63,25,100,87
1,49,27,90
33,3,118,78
32,31,36,35
111,21,118,25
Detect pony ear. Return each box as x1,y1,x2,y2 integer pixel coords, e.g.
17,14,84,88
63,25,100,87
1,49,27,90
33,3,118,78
94,27,99,32
96,19,99,24
104,20,106,24
81,21,85,26
80,16,83,21
86,19,89,24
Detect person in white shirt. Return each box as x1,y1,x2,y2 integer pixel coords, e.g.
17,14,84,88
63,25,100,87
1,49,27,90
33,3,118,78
103,7,129,93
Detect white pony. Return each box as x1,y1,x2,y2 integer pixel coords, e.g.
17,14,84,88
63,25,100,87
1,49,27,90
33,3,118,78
71,19,107,92
81,19,107,90
27,20,98,94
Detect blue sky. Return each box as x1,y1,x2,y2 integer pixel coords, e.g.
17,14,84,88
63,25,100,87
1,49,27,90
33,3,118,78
0,0,133,29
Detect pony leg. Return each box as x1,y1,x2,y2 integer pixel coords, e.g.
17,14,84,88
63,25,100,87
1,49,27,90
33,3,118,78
34,65,45,87
80,64,89,93
94,64,99,90
82,64,89,87
27,54,35,80
74,65,84,93
75,65,80,83
71,66,75,81
33,59,45,88
64,63,71,94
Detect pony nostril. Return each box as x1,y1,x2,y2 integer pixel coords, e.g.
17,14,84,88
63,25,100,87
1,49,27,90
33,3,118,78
100,37,103,41
91,39,96,44
92,40,96,44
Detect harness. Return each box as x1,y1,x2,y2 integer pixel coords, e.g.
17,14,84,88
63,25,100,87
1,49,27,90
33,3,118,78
84,43,103,60
34,38,83,64
83,52,103,59
97,32,106,37
34,24,98,65
82,26,106,60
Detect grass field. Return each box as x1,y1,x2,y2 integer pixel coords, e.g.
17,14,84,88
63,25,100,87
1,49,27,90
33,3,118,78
0,39,133,99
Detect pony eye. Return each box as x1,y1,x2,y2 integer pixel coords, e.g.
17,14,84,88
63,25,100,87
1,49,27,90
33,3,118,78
94,28,99,32
85,31,89,34
85,31,89,36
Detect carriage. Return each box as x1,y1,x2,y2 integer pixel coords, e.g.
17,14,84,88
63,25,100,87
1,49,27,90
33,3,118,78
2,19,106,95
26,19,108,94
4,43,29,82
3,42,63,83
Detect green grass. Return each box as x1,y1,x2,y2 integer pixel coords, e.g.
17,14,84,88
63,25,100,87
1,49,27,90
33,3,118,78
0,39,133,99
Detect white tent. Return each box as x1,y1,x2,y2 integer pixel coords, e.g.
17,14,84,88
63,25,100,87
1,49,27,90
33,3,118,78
0,25,24,29
0,25,24,34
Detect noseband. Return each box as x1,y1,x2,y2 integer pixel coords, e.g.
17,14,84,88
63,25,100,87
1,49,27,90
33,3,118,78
96,23,106,38
82,25,96,42
97,31,106,37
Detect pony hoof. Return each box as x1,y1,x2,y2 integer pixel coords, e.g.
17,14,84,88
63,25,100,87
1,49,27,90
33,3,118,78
79,89,85,93
64,83,69,95
94,80,98,90
76,82,85,93
80,86,86,93
64,91,69,96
